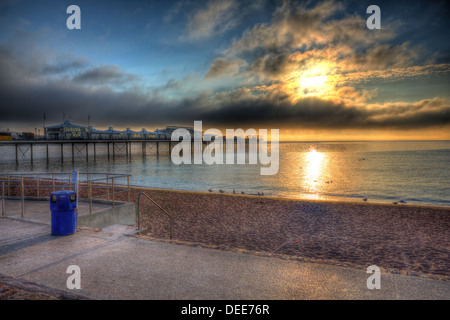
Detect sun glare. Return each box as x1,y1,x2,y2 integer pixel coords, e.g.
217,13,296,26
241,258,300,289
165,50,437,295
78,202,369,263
296,63,333,97
300,75,328,92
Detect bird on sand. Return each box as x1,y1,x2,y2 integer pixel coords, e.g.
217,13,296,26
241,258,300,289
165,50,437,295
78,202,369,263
208,188,213,192
363,197,368,202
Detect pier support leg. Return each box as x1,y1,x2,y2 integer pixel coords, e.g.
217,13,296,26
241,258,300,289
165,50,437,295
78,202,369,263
129,143,132,160
61,143,64,164
15,144,18,166
72,143,74,163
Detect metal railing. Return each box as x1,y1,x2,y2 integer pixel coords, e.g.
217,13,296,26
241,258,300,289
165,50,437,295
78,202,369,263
1,178,24,218
0,172,132,218
137,191,173,240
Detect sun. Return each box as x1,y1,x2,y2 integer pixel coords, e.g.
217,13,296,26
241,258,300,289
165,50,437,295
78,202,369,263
300,75,328,92
298,63,332,97
283,62,335,101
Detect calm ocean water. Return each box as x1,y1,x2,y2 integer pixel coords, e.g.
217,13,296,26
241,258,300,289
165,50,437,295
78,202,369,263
0,141,449,207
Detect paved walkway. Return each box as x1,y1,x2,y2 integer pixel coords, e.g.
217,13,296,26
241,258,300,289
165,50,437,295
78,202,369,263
0,217,449,300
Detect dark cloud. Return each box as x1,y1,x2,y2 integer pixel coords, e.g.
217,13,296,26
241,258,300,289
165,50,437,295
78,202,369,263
72,64,139,85
190,93,450,130
41,57,89,75
247,52,291,78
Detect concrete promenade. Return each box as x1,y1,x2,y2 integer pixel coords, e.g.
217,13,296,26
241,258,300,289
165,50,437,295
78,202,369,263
0,216,449,300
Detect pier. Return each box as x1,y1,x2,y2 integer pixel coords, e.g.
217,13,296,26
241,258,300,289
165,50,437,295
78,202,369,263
0,136,258,166
0,139,181,165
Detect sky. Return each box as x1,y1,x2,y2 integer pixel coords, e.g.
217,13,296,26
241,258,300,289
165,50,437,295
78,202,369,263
0,0,449,140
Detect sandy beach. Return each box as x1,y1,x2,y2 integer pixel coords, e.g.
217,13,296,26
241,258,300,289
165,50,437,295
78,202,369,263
115,187,449,280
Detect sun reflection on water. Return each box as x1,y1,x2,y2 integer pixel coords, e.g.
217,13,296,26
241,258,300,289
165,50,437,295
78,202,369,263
303,149,328,199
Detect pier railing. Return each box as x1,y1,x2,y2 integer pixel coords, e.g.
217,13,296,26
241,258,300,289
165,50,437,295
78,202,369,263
0,172,132,218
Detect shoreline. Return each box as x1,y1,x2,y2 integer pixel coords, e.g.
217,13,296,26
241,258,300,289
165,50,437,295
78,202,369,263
128,184,450,210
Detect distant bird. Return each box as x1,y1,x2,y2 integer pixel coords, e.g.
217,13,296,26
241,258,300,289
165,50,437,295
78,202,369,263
219,189,224,193
208,188,213,192
241,191,245,194
392,202,398,205
363,197,368,202
261,192,264,196
257,192,261,195
233,189,236,194
325,181,330,184
399,200,407,204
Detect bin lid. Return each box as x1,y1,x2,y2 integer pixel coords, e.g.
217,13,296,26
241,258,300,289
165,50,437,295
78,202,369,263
50,190,76,195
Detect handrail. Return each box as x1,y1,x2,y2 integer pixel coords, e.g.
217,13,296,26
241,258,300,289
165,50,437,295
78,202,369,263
137,192,173,240
0,179,25,218
0,172,132,215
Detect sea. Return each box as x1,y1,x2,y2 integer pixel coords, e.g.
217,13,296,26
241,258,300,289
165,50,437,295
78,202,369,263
0,140,449,207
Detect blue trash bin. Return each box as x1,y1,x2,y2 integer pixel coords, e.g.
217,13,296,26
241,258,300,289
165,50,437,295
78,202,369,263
50,190,77,236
